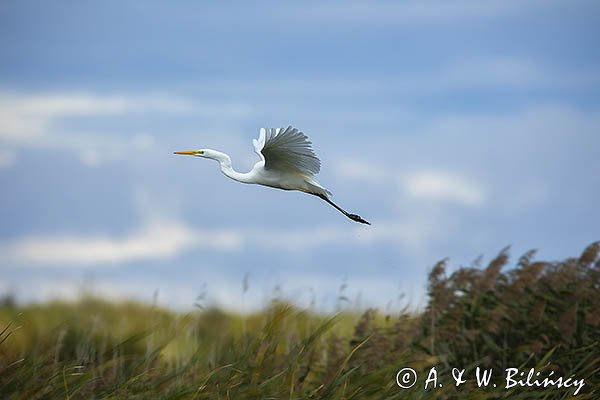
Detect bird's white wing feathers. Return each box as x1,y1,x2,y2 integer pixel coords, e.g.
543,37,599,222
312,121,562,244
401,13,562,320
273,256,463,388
252,126,321,175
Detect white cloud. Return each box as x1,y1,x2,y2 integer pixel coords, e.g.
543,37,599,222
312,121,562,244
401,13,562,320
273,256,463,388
404,170,484,206
0,215,436,267
0,91,253,166
0,92,195,139
2,219,242,267
336,158,485,207
335,104,600,210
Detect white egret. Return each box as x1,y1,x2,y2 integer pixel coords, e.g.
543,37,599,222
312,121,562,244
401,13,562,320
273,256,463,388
174,126,370,224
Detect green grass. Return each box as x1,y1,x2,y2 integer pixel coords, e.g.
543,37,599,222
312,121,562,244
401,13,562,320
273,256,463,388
1,242,599,399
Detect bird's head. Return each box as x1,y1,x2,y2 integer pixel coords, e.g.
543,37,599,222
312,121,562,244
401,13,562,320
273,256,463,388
174,149,206,157
174,149,230,164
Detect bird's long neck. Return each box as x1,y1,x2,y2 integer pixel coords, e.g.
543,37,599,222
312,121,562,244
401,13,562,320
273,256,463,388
209,151,253,183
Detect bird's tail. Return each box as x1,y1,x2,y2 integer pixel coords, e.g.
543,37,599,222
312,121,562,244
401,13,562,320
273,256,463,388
312,193,371,225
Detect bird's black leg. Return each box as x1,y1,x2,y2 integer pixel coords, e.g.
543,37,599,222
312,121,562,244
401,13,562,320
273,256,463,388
311,193,371,225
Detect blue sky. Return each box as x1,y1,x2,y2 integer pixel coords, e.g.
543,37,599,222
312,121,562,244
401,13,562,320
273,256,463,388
1,0,599,311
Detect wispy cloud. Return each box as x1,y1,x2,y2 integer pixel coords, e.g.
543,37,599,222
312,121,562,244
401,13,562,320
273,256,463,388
0,92,196,139
335,102,600,210
0,91,253,165
1,219,241,267
336,159,486,207
0,216,436,267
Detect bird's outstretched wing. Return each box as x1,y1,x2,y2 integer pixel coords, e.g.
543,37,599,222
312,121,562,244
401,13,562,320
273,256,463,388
252,126,321,175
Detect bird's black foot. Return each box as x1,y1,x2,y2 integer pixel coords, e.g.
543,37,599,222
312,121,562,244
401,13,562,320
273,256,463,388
348,213,371,225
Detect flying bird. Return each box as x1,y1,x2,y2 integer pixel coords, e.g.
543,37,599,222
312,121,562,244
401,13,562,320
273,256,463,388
174,126,370,225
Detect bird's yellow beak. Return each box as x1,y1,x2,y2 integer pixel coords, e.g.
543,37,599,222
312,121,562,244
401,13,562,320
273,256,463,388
174,150,203,156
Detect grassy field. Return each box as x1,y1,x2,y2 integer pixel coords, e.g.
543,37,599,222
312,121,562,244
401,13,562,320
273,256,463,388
1,242,598,399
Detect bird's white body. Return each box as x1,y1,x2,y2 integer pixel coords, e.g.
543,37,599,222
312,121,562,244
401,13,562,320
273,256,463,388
211,151,329,195
175,126,368,224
